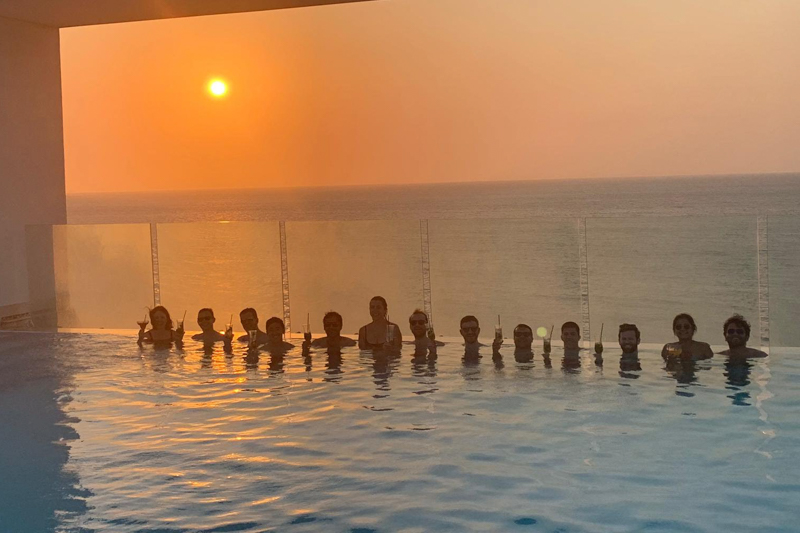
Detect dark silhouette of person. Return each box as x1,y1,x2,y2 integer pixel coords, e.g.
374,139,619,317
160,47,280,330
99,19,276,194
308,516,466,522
406,309,441,358
191,308,233,348
264,316,294,352
460,315,485,362
618,323,642,377
661,313,713,361
237,308,269,346
138,305,184,346
719,314,768,358
358,296,402,351
309,311,357,349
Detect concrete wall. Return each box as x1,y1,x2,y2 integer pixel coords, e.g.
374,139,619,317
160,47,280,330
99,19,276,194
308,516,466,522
0,16,66,311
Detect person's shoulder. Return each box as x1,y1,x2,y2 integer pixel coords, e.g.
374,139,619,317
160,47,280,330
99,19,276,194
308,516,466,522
747,347,769,358
237,334,248,342
310,338,326,347
191,333,203,341
341,337,357,346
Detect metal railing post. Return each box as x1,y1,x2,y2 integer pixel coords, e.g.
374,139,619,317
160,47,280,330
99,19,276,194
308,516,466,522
757,215,770,349
578,218,591,347
149,223,161,307
279,221,292,338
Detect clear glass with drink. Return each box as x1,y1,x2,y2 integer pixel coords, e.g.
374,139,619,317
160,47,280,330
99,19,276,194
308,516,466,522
137,313,149,331
303,323,312,342
386,323,395,345
248,329,259,349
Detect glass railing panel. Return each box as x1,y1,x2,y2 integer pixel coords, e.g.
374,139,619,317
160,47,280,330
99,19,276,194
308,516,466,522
767,216,800,347
585,216,759,347
157,222,283,336
427,218,582,339
285,220,423,339
51,224,154,329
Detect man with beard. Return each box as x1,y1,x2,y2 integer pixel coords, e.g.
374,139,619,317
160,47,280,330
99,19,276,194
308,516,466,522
719,314,767,358
618,323,642,371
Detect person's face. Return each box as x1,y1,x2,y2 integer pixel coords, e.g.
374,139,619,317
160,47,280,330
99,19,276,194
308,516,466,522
619,330,639,354
561,327,581,349
323,318,342,337
725,323,748,348
409,313,428,338
369,299,387,320
197,310,215,332
673,318,694,341
266,322,284,342
460,320,480,344
513,327,533,349
152,310,168,330
240,311,258,332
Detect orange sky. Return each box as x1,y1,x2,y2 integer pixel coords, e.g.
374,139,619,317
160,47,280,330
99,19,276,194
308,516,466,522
60,0,800,194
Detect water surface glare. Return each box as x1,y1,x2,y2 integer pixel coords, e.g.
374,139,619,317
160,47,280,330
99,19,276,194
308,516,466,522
2,332,798,532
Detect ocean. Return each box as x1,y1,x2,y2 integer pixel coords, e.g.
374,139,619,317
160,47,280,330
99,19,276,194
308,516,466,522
60,174,800,347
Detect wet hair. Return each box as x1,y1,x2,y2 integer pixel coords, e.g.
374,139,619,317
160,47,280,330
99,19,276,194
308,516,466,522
723,314,751,341
514,323,533,335
409,309,428,323
370,296,388,310
561,321,580,334
618,323,640,341
672,313,697,333
460,315,480,328
265,317,285,332
149,305,173,330
323,311,343,326
198,308,215,319
239,307,258,320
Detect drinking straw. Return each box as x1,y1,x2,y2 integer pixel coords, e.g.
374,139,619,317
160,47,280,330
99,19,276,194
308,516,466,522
599,323,604,341
549,325,554,340
497,314,501,326
181,310,187,322
307,312,310,329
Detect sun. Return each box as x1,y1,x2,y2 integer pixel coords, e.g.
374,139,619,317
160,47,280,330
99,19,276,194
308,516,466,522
208,79,227,97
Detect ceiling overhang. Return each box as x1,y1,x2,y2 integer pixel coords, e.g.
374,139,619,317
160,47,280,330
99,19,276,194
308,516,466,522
0,0,375,28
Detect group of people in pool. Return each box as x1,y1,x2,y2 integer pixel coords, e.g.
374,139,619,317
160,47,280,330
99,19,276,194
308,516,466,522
137,295,767,362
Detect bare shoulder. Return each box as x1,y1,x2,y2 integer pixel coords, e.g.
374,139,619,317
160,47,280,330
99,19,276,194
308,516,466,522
341,337,358,347
747,347,769,358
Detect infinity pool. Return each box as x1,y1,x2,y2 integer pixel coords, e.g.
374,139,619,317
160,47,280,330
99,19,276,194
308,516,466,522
1,332,798,532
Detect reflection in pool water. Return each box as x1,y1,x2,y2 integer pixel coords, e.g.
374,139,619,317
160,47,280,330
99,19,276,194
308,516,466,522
1,332,798,532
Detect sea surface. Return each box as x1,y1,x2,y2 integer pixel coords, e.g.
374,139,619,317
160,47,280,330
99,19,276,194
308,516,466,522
52,174,800,347
2,331,798,532
67,174,800,224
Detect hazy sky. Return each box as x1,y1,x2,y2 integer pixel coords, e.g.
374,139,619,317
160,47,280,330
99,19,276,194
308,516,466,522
61,0,800,193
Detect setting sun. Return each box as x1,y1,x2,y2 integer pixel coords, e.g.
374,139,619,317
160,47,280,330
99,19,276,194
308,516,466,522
208,79,227,97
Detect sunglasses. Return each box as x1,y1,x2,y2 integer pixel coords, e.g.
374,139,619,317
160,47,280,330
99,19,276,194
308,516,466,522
727,328,746,335
410,320,428,326
323,322,340,328
674,324,693,331
514,331,532,336
462,326,478,332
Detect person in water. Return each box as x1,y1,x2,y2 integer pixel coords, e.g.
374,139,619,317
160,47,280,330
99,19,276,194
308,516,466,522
618,323,642,371
661,313,713,361
237,308,269,346
264,317,294,351
310,311,357,348
460,315,485,358
511,323,535,363
138,305,184,345
561,321,582,356
358,296,402,350
719,314,767,358
191,308,233,346
406,309,441,357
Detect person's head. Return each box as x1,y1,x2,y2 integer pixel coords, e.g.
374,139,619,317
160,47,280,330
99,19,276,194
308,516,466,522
265,317,285,342
408,309,429,338
561,321,581,350
369,296,388,320
197,308,215,332
672,313,697,341
323,311,343,338
239,308,258,332
149,306,173,330
460,315,480,344
723,314,751,348
513,323,533,349
618,323,640,354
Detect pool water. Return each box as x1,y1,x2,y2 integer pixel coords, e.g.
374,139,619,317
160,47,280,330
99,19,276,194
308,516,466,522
1,332,798,532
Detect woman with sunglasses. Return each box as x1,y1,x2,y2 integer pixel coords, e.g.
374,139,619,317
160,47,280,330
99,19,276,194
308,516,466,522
661,313,713,361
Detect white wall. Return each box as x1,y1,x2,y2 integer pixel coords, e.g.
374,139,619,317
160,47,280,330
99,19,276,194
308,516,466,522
0,16,66,309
